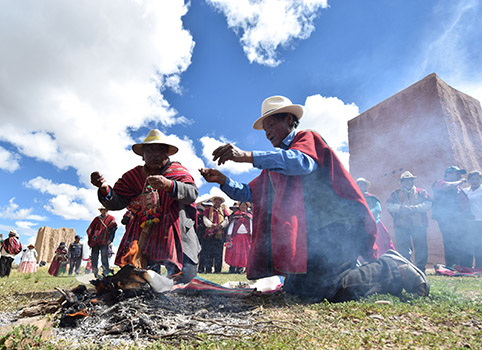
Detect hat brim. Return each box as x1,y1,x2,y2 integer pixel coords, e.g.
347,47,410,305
211,196,225,203
132,142,178,157
252,105,304,130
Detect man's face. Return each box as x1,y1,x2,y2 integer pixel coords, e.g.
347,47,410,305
100,209,107,217
445,171,461,182
401,178,415,190
143,144,169,170
262,114,292,148
75,237,80,243
356,182,368,193
213,198,223,208
469,175,482,188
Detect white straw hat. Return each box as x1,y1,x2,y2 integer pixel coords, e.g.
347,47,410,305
252,96,304,130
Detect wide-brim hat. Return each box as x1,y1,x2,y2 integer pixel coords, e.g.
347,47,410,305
445,165,466,175
28,244,35,248
400,171,416,180
98,207,107,211
355,177,370,186
132,129,179,156
210,196,225,203
9,229,17,237
252,96,304,130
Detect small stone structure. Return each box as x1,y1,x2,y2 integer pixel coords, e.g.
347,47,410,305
348,73,482,267
34,227,77,263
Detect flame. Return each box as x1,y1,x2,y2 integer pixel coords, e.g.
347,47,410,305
119,241,139,267
67,309,88,318
118,227,150,268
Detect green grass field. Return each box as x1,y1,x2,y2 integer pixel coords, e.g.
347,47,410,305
1,267,482,349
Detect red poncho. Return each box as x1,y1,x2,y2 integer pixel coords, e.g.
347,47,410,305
113,163,196,270
247,130,377,279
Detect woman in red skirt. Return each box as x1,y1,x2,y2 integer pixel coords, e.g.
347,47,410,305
225,202,252,273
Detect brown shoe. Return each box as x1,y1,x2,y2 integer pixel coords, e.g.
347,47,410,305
383,250,429,296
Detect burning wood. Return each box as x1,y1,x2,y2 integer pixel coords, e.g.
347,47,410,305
12,266,281,345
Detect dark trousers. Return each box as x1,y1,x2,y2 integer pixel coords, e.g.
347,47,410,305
468,221,482,268
200,238,223,273
283,222,403,302
91,245,111,276
394,225,428,272
68,257,83,275
437,219,473,267
0,256,14,277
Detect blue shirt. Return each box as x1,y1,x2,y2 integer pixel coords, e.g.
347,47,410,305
221,131,318,202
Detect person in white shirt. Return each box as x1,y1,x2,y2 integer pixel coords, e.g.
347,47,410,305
18,244,38,273
463,171,482,268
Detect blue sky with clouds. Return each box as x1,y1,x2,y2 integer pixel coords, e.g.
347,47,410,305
1,0,481,258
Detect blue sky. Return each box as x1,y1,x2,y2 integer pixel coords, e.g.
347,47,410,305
1,0,481,257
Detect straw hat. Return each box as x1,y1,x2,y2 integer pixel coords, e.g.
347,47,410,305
132,129,178,156
211,196,225,203
355,177,370,186
252,96,304,130
400,171,416,180
9,229,18,237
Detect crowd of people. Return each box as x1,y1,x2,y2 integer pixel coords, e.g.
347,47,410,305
3,95,482,303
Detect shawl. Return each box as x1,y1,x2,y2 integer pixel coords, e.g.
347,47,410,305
248,130,377,279
229,211,252,237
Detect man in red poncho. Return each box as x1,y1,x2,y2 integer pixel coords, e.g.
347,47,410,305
200,95,429,302
91,129,201,283
87,207,117,278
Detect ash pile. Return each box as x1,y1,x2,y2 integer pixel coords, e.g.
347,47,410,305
19,265,277,346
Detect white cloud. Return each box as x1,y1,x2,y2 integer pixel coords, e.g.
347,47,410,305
15,221,38,230
416,0,482,104
0,0,196,188
301,95,360,169
0,198,47,221
206,0,328,66
200,136,255,175
26,177,98,221
0,147,20,172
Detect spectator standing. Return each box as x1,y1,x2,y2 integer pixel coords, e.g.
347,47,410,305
463,171,482,268
356,178,394,256
386,171,432,272
87,207,117,278
225,202,252,273
68,235,84,275
18,244,38,273
48,242,68,276
432,166,473,267
202,196,229,273
0,230,23,277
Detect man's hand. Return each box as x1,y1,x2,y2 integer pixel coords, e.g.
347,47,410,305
90,171,110,194
212,143,253,165
199,168,227,185
147,175,174,192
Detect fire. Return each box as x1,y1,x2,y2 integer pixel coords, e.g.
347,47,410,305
118,235,148,269
119,240,140,267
